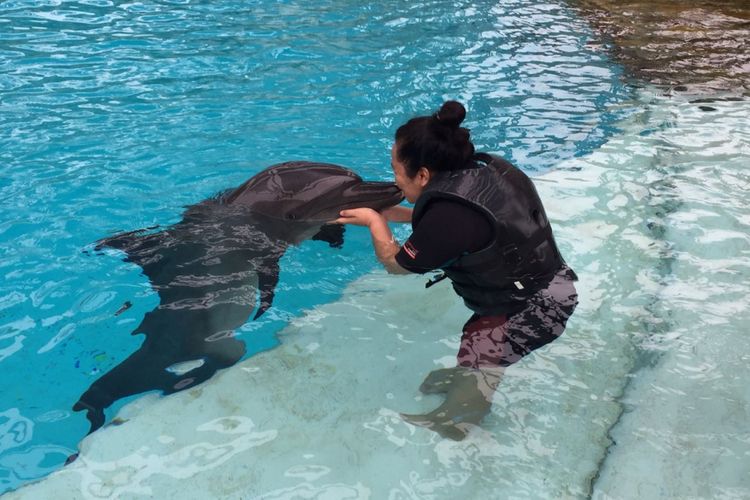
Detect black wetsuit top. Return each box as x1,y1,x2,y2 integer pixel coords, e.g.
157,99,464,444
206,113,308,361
395,200,492,273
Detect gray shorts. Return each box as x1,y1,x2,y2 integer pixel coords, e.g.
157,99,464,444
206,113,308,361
456,267,578,369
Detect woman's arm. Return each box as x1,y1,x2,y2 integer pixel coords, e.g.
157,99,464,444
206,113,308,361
333,208,411,275
381,205,413,223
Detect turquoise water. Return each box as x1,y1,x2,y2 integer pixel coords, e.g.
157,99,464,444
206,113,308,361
0,0,665,494
5,89,748,499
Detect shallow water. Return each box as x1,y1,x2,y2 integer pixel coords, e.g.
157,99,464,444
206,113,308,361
588,94,750,500
6,88,749,499
0,0,629,494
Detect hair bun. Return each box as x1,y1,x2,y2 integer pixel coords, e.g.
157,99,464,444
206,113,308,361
435,100,466,128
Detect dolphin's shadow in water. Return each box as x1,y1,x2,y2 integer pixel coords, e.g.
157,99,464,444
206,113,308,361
74,161,403,434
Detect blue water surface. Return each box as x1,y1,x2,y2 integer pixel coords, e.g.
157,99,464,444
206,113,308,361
0,0,629,492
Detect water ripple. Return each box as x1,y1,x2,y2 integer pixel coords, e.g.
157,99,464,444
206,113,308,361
571,0,750,95
0,0,628,493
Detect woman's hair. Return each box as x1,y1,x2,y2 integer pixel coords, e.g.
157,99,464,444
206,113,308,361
394,100,475,177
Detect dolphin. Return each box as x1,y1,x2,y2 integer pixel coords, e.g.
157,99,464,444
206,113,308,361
73,161,403,434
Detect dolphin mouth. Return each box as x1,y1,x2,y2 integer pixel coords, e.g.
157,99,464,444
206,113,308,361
339,181,404,210
287,182,400,224
300,181,404,222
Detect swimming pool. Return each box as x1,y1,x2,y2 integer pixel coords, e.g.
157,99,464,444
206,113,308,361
1,0,748,498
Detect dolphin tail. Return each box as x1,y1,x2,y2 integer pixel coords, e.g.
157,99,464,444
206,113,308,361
73,329,248,434
72,388,108,435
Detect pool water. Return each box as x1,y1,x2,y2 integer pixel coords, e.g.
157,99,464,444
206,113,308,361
1,0,748,498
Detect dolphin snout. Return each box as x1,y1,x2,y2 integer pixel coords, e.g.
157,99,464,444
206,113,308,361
345,182,404,210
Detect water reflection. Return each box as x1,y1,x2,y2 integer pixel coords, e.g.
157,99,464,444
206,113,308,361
570,0,750,95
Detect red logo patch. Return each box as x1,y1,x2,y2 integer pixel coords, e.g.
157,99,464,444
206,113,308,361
403,241,418,259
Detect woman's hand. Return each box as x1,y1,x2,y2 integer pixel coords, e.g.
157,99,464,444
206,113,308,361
333,207,382,227
332,207,409,275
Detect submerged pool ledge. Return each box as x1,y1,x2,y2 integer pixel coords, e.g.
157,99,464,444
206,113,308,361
7,90,749,499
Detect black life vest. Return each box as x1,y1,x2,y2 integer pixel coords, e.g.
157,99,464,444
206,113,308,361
412,153,566,315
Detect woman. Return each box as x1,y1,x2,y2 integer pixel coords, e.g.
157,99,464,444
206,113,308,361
335,101,578,440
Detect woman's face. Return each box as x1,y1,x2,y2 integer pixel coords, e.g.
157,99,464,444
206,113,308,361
391,143,429,204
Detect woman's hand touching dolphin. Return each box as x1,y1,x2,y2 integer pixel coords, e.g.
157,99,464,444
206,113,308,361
333,208,410,275
333,207,381,227
333,205,412,226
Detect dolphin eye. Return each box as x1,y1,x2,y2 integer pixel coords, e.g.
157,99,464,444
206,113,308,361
286,213,297,220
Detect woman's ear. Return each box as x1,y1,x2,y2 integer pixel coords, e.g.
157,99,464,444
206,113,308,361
416,166,431,187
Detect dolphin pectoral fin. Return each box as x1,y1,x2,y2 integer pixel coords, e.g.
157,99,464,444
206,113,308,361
254,256,281,320
312,224,345,248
